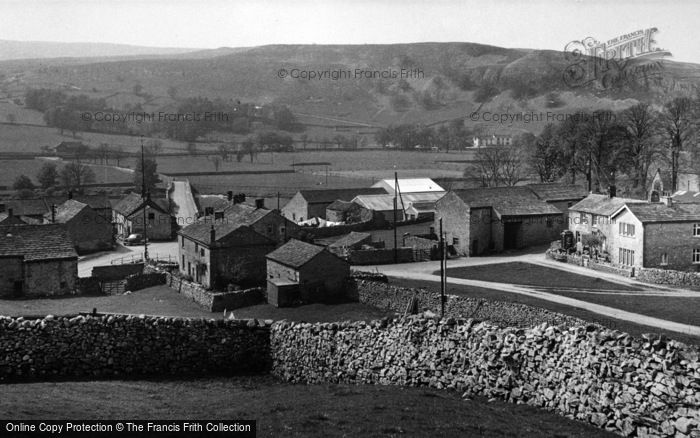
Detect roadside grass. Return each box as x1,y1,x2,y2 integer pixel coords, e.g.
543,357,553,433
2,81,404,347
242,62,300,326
388,277,700,346
442,262,637,291
0,376,615,438
0,286,389,323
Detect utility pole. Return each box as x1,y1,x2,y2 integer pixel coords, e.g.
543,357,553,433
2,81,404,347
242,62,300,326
439,218,445,318
393,171,398,263
141,137,149,262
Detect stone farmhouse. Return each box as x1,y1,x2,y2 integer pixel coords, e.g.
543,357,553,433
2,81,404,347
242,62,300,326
610,201,700,271
435,187,562,256
567,193,647,256
178,204,299,288
45,199,113,254
0,224,78,297
266,239,350,307
112,193,173,240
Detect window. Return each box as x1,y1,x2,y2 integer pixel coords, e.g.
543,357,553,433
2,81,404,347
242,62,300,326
546,218,553,228
694,224,700,237
453,237,460,246
579,212,586,224
181,236,185,248
182,255,185,267
267,225,273,234
592,215,598,226
693,249,700,264
148,212,155,223
619,222,635,237
661,253,668,266
619,248,635,266
195,243,198,253
200,249,205,257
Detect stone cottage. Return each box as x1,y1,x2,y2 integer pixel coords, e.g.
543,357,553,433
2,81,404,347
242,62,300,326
46,199,113,254
112,193,173,241
266,239,350,306
0,224,78,297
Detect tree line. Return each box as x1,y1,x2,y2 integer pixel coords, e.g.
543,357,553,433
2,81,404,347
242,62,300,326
468,97,700,195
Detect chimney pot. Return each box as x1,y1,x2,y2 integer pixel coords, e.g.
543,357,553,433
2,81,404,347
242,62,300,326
227,191,233,202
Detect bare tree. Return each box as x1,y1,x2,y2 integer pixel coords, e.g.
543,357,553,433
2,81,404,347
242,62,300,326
661,97,696,192
620,103,663,193
469,145,524,187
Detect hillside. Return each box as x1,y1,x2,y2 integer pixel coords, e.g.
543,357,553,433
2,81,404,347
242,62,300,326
0,40,200,61
1,42,699,138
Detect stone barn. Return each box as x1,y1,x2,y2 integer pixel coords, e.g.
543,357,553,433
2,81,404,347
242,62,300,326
266,239,350,306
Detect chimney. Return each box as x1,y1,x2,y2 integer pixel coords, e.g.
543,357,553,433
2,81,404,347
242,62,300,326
210,225,216,243
255,198,264,209
67,190,73,200
227,191,233,202
608,185,616,198
8,208,13,218
664,196,673,207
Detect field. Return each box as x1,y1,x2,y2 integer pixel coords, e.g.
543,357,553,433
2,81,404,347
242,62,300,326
0,376,614,437
0,158,133,189
388,276,700,346
0,285,388,323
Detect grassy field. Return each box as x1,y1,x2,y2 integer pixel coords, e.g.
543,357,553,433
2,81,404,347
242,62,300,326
388,277,700,346
442,262,638,291
0,376,616,437
0,285,388,323
0,158,133,188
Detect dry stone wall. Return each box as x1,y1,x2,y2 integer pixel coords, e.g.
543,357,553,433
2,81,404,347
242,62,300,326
350,279,589,329
271,317,700,438
0,314,271,381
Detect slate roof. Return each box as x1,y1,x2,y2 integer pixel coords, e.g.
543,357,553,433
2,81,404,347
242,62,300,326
49,199,89,223
326,200,357,212
328,232,371,248
670,190,700,204
0,224,77,261
298,188,386,204
197,195,230,213
454,187,561,216
617,203,700,223
525,183,589,202
0,213,28,225
1,198,50,217
372,178,445,194
179,205,279,245
569,194,646,216
45,194,112,211
353,192,445,211
266,239,327,269
113,193,168,217
178,221,272,246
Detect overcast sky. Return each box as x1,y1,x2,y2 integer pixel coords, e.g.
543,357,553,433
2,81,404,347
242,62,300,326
2,0,699,63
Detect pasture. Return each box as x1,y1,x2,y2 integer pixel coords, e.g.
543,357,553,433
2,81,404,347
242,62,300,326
0,158,133,188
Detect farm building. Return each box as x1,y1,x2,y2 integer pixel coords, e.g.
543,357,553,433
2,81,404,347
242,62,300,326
525,183,588,229
352,192,445,223
112,193,173,240
266,239,350,307
371,178,445,195
178,220,276,288
610,201,700,271
0,199,51,221
0,224,78,297
0,211,30,225
435,188,563,256
218,203,300,244
45,199,113,254
325,200,373,223
45,192,113,221
282,187,386,222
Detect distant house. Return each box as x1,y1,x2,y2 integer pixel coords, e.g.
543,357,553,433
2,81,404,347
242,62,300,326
610,201,700,271
472,134,512,148
435,187,563,256
371,178,445,195
568,193,646,256
282,188,386,222
352,192,445,223
266,239,350,307
112,193,173,240
178,220,276,288
0,224,78,297
45,199,113,254
53,141,90,158
0,193,113,224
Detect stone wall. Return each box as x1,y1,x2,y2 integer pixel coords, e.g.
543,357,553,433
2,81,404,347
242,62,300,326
349,247,413,265
350,279,589,329
0,314,271,381
636,267,700,287
124,273,167,292
270,317,700,438
561,253,634,277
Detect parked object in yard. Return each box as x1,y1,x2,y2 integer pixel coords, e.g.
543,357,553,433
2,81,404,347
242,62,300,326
124,233,144,246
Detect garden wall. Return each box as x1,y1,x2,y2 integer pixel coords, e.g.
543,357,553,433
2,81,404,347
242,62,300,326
636,267,700,287
349,279,589,329
0,314,271,381
271,317,700,438
146,265,265,312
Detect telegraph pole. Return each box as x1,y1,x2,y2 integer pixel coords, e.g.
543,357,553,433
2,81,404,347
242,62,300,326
439,218,445,318
141,137,149,262
393,171,398,263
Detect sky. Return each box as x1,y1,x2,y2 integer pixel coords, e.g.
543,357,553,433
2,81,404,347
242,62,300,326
2,0,700,63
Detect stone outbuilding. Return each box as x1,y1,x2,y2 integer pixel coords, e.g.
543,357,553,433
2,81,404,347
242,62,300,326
0,224,78,297
282,188,386,222
112,193,173,241
266,239,350,306
45,199,113,254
